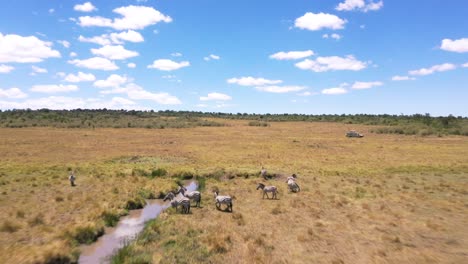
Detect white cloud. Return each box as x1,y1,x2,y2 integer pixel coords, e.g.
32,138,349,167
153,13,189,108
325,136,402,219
162,75,176,79
269,50,314,60
74,2,97,12
111,83,181,105
171,52,182,57
408,63,456,76
321,83,349,95
204,54,220,61
30,84,79,93
91,45,138,60
255,85,306,93
336,0,384,12
462,63,468,68
440,38,468,53
351,81,383,89
227,77,282,86
297,91,317,96
68,57,118,71
31,65,47,74
295,55,367,72
147,59,190,71
70,52,77,57
322,87,348,95
78,5,172,30
0,96,148,110
0,87,27,99
294,12,346,31
0,64,14,73
322,33,342,40
64,72,96,82
79,30,144,46
94,74,129,88
78,35,111,46
57,40,70,48
0,33,61,63
391,75,415,81
127,62,136,68
49,9,55,14
200,92,231,101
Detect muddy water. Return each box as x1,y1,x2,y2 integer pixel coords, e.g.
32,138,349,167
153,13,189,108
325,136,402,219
78,181,198,264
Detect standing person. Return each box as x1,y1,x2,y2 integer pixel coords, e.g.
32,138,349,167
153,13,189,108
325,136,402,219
261,167,267,180
69,171,76,187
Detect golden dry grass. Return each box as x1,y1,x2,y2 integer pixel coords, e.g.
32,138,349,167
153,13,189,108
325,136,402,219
0,120,467,263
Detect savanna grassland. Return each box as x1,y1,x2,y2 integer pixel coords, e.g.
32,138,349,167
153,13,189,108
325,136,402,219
0,120,467,264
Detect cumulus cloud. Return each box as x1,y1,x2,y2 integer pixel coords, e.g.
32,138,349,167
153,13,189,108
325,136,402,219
0,96,148,111
227,77,282,86
408,63,456,76
57,40,70,48
322,33,342,40
297,91,317,96
322,87,348,95
147,59,190,71
351,81,383,89
30,84,79,93
0,87,27,99
200,92,232,101
294,12,346,31
462,63,468,68
391,75,415,81
295,55,367,72
31,65,47,74
74,2,97,12
255,85,306,93
204,54,220,61
440,38,468,53
322,83,349,95
78,5,172,30
336,0,384,12
0,33,61,63
64,72,96,82
127,62,136,68
101,83,181,105
269,50,314,60
91,45,138,60
78,30,144,45
68,57,118,71
94,74,129,88
0,64,14,73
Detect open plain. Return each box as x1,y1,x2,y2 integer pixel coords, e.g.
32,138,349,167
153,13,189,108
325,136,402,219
0,120,467,263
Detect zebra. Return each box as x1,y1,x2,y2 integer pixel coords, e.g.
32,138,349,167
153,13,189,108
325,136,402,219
286,175,300,192
213,191,233,212
163,191,191,214
177,186,201,207
256,183,278,199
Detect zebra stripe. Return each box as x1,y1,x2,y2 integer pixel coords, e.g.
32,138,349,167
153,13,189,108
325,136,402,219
256,183,278,199
213,191,233,212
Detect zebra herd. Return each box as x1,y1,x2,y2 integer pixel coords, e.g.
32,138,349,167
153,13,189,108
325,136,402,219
162,174,300,214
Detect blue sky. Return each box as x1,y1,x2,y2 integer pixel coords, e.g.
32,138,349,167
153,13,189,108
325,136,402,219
0,0,467,116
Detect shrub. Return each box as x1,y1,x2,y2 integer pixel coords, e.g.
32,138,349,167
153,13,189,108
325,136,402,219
0,220,20,233
73,225,104,244
248,121,269,127
125,197,146,210
151,168,167,178
102,211,120,227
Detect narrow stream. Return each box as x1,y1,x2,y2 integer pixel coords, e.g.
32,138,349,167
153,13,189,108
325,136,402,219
78,181,198,264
